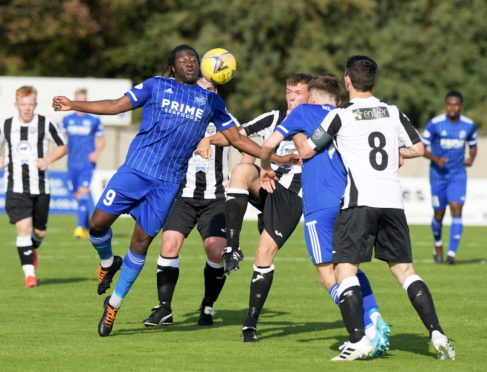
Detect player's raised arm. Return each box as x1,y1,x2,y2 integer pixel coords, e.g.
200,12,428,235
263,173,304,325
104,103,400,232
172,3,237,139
52,95,132,115
220,126,261,158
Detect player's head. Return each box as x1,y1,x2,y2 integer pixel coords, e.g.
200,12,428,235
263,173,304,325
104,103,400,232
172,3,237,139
286,73,313,111
166,45,200,85
344,55,377,92
444,90,463,120
197,77,217,93
308,73,342,106
75,88,88,101
15,86,37,123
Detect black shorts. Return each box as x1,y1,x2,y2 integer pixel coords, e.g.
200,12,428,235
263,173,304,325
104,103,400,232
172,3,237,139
163,197,226,240
250,181,302,249
332,206,412,264
5,192,50,230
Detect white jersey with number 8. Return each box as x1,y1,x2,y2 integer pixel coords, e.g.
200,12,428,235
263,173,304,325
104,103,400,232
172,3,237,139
315,96,421,209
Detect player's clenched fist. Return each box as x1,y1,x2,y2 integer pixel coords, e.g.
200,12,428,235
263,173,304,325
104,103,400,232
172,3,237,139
52,96,72,111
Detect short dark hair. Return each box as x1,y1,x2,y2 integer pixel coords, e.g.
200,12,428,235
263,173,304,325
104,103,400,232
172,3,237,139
308,73,342,104
345,56,377,92
286,73,313,86
165,45,200,77
445,90,463,103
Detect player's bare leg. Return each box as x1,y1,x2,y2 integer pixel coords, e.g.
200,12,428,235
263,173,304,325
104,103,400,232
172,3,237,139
389,262,454,359
242,231,278,342
223,163,261,273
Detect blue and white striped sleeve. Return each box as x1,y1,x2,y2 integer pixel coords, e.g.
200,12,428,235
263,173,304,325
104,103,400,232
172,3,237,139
125,77,154,109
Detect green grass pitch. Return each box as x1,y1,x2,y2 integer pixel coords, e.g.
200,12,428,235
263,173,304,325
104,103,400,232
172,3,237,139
0,215,486,371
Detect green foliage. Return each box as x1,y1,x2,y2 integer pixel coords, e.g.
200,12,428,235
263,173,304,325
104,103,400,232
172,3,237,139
0,0,485,127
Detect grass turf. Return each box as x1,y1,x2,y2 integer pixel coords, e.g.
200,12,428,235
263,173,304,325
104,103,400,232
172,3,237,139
0,215,486,371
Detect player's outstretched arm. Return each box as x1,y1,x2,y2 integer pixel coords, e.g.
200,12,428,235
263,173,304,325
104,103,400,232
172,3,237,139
221,126,261,158
52,95,132,115
400,142,424,159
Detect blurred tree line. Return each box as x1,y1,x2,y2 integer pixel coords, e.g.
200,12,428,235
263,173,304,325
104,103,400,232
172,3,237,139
0,0,485,128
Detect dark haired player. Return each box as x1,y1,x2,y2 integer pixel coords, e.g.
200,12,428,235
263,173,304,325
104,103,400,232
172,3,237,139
261,74,389,357
422,90,477,264
53,45,263,337
143,77,232,327
294,56,454,360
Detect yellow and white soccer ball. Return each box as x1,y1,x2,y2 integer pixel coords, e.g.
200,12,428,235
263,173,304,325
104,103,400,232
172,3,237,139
200,48,237,85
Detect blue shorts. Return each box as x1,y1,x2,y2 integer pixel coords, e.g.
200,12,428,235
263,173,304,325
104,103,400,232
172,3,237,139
304,206,340,265
68,166,94,192
430,177,466,210
96,165,181,237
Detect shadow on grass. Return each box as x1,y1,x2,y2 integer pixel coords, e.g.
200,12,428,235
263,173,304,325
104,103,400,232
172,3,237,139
454,258,486,265
39,277,92,285
111,308,343,340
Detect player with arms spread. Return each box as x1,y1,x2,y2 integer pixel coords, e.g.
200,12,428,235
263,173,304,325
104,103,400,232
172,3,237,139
142,77,233,328
422,90,477,264
272,56,454,360
52,45,262,337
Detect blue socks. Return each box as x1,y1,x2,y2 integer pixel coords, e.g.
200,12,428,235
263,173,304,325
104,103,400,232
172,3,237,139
431,218,443,246
90,228,113,260
357,270,378,329
448,217,463,256
77,193,90,229
329,283,339,305
112,249,146,305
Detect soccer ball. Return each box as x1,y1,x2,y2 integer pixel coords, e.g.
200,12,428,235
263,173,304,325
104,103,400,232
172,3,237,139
200,48,237,85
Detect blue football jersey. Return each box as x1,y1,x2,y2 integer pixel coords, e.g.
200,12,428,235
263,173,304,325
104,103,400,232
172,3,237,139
275,104,346,215
422,114,477,180
62,112,104,169
124,77,236,183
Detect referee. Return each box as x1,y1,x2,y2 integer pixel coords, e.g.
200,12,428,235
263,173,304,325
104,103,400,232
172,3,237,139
0,86,67,288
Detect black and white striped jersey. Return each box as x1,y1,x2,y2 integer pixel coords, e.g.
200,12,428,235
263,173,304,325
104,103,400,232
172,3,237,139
180,123,229,199
0,114,66,194
310,96,420,209
243,110,302,196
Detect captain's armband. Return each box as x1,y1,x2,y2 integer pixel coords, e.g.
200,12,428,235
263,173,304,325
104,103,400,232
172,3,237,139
308,126,332,151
